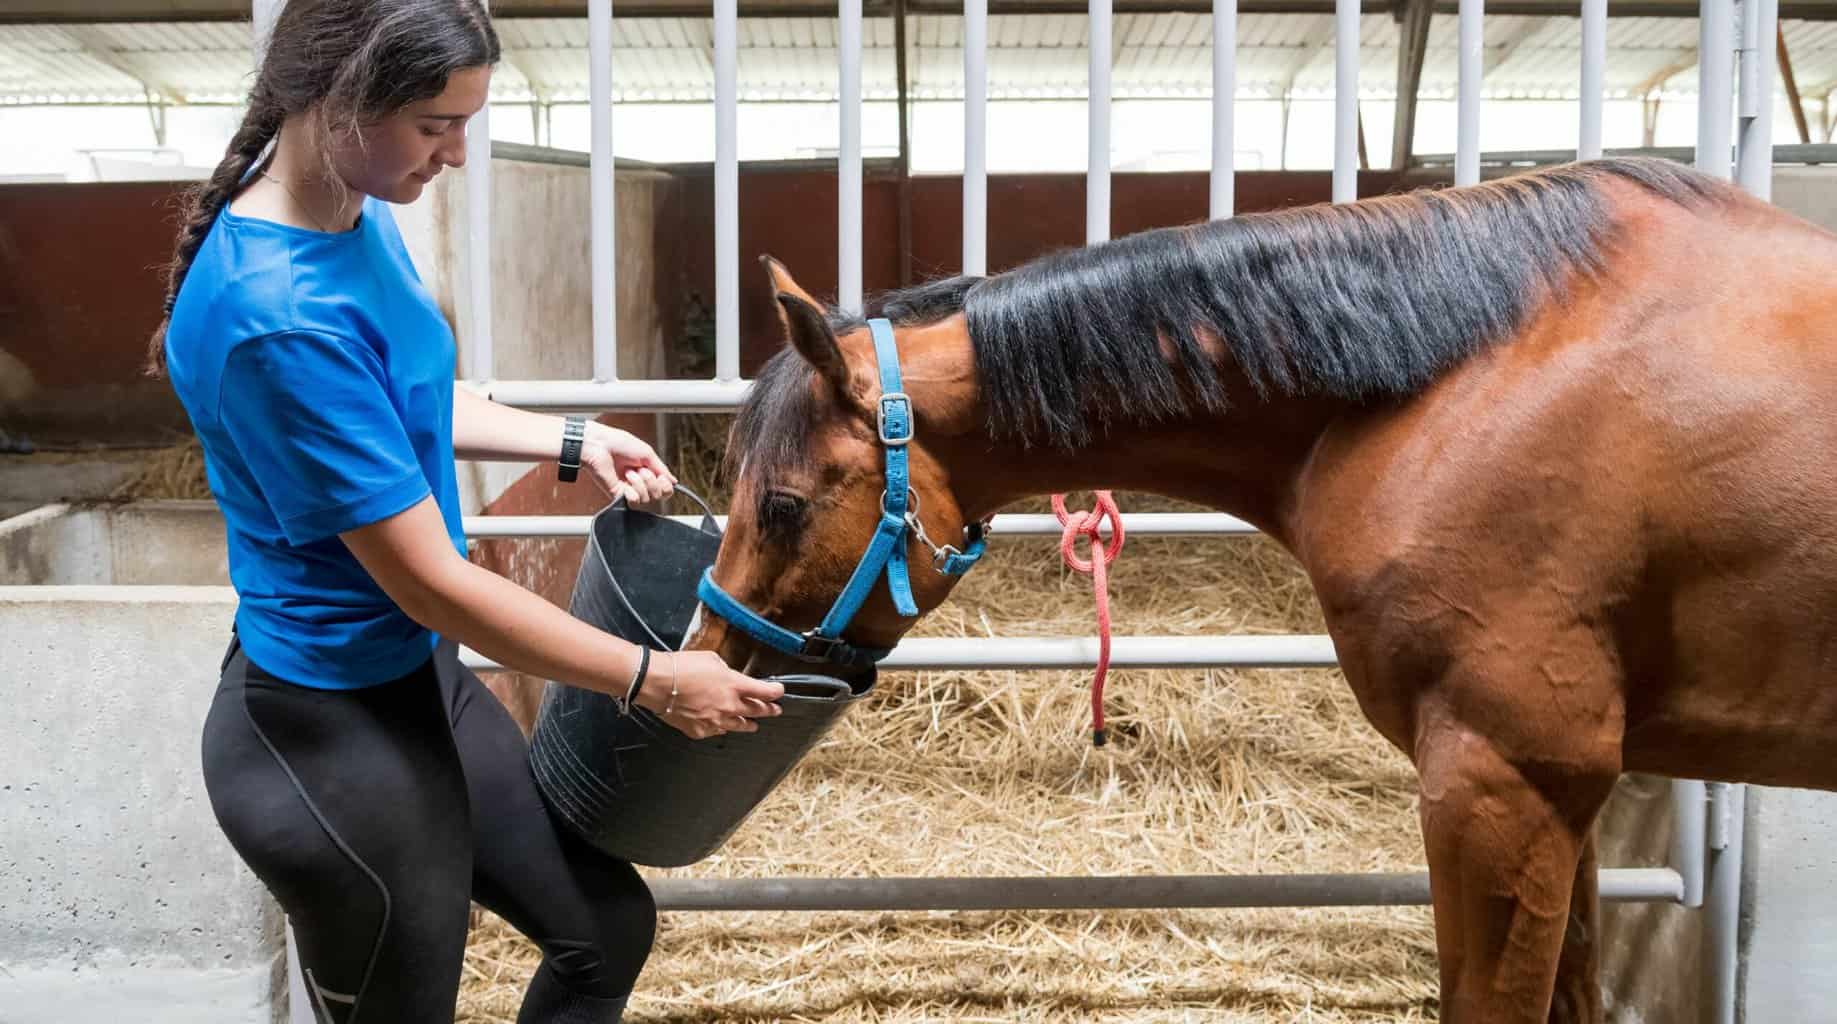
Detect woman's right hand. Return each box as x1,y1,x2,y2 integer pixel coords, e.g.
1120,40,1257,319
635,649,785,740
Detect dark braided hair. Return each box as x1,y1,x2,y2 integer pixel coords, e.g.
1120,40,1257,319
146,0,498,376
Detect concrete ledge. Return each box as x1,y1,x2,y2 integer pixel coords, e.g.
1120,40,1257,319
0,965,281,1024
0,503,228,585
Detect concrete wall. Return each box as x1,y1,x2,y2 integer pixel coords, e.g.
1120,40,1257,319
1738,785,1837,1022
0,584,279,1024
1771,166,1837,234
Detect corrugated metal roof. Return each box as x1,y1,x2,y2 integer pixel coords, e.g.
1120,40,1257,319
3,14,1834,106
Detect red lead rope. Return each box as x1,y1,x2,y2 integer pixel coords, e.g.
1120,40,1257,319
1051,491,1126,747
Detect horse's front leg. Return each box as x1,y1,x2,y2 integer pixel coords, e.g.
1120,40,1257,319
1414,703,1619,1024
1550,830,1604,1023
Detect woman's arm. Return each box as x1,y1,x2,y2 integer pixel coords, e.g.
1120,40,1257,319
340,496,783,737
452,384,677,502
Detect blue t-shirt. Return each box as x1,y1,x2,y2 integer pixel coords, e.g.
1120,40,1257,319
164,197,468,689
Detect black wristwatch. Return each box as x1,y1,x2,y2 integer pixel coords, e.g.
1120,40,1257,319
558,416,586,483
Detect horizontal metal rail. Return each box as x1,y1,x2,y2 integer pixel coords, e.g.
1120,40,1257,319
464,511,1258,538
481,379,752,410
645,868,1687,911
460,634,1340,673
1412,142,1837,167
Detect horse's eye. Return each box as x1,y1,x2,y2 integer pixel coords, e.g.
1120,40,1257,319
759,491,809,538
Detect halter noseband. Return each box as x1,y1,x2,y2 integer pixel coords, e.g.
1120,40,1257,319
696,318,990,669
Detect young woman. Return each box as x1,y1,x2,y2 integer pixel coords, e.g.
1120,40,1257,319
149,2,783,1020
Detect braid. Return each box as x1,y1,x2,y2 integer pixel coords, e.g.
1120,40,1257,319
143,89,284,377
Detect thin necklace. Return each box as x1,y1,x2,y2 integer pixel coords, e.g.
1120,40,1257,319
260,170,337,233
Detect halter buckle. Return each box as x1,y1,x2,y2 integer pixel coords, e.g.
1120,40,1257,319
877,392,913,446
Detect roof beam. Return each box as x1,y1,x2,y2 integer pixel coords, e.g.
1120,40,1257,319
1390,0,1431,169
62,24,185,103
1632,54,1697,96
1482,15,1554,78
8,1,1837,18
11,0,1837,22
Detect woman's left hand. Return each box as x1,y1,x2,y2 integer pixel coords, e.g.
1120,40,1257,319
581,422,677,504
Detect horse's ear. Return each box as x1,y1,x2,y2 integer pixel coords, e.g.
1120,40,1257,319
762,256,852,396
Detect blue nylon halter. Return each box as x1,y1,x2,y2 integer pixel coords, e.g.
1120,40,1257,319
696,317,988,668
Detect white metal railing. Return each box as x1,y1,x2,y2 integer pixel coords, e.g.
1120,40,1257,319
453,1,1780,1017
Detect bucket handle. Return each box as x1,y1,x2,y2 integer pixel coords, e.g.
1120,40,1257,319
608,484,719,537
595,484,721,652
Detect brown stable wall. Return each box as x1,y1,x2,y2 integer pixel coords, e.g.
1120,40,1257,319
0,182,194,447
0,168,1443,446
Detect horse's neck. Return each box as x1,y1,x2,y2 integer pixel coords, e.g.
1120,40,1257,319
940,396,1344,543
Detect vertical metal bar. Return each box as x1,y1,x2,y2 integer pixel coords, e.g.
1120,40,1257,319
590,0,618,380
1211,0,1236,219
1670,779,1707,908
1088,0,1112,243
714,0,740,381
1579,0,1606,159
1699,0,1735,178
1455,0,1482,186
465,102,493,381
1333,0,1358,202
964,0,988,274
839,0,863,313
252,0,282,65
895,0,913,286
1703,782,1746,1024
1737,0,1776,198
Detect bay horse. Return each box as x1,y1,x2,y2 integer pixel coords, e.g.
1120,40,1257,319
684,157,1837,1022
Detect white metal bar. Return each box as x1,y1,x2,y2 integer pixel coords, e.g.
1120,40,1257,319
464,634,1341,672
1579,0,1606,159
1211,0,1236,219
1088,0,1112,243
463,511,1260,539
715,0,741,380
1671,779,1708,908
1456,0,1483,186
964,0,988,274
1703,782,1746,1024
251,0,281,65
1737,0,1778,198
590,0,617,380
486,378,753,411
1699,0,1735,178
1333,0,1359,202
1412,142,1833,167
839,0,864,312
465,102,493,380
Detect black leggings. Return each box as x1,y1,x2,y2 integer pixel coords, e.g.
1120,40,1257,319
201,633,655,1023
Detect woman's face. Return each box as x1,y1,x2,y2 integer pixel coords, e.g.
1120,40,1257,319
332,65,492,205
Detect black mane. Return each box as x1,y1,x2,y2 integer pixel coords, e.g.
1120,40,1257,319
732,157,1726,482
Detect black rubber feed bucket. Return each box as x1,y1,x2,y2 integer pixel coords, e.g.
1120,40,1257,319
528,487,874,868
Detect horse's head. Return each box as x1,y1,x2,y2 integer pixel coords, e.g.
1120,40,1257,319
686,257,991,681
